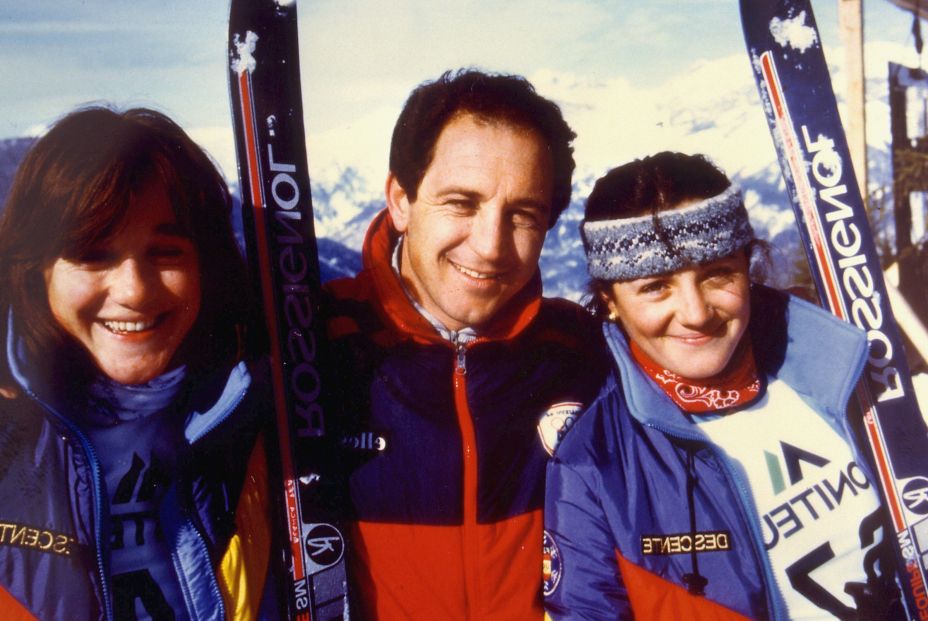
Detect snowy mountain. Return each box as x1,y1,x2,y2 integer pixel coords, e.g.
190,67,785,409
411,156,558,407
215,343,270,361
0,138,36,208
294,47,901,300
0,43,904,300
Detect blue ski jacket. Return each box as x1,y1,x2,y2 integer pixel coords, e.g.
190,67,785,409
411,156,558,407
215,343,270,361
544,286,893,620
0,324,275,621
322,209,610,620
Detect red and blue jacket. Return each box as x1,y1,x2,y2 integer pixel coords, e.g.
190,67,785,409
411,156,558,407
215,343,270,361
0,322,276,621
544,287,899,620
322,210,609,620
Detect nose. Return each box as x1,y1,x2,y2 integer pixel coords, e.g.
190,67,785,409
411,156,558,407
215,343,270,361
109,258,154,309
676,281,714,328
468,207,509,263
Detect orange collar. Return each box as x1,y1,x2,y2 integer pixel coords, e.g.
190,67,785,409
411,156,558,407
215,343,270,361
361,209,543,345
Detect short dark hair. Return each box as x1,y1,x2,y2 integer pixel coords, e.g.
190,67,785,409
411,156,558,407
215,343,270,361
0,105,254,385
389,69,576,227
582,152,766,317
583,151,731,223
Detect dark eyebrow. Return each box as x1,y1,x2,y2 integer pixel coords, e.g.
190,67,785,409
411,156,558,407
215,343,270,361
437,186,551,214
154,222,193,238
511,198,552,214
436,187,480,199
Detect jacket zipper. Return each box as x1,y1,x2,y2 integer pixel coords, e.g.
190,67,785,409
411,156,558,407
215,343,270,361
170,516,226,620
171,365,253,619
708,442,788,620
25,390,114,621
453,339,481,618
645,418,787,620
23,361,250,621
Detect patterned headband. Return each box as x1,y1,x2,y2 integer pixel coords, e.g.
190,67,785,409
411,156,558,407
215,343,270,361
581,185,754,281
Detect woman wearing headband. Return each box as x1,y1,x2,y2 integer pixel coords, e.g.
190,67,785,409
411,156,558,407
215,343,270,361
543,152,900,620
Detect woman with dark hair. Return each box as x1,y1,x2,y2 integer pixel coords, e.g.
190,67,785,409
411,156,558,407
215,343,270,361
0,106,274,620
543,152,900,620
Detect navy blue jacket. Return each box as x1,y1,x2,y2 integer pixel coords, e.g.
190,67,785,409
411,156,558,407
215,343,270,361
0,329,274,621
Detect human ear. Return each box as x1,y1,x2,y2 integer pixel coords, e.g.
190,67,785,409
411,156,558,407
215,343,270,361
385,172,411,233
601,291,621,323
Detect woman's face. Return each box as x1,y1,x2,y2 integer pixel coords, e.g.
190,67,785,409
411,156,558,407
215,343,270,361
604,252,751,380
44,182,201,385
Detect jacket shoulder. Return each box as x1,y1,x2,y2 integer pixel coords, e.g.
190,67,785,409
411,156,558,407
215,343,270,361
749,284,867,412
553,368,625,468
322,271,393,343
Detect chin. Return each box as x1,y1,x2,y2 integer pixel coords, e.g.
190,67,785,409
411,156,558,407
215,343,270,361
669,359,730,381
98,361,170,386
679,369,725,381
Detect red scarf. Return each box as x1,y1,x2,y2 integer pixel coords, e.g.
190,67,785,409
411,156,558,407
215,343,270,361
630,337,762,414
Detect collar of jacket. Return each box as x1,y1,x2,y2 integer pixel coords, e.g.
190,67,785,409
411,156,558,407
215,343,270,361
5,307,252,446
361,208,543,345
603,285,868,440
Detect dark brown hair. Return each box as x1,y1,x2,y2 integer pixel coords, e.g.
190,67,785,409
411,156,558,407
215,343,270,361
0,106,253,386
389,68,576,227
582,152,766,317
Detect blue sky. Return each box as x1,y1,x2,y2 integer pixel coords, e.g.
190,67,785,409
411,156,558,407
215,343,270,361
0,1,919,181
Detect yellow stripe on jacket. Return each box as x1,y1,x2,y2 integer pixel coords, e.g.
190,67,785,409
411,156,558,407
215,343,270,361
219,434,271,621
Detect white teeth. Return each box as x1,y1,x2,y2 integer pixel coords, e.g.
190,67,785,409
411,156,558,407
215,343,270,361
452,262,494,280
103,320,155,333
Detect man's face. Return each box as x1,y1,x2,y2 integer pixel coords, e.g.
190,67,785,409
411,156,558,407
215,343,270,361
387,113,553,331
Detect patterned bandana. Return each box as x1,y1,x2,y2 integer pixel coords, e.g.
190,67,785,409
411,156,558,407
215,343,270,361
630,336,762,414
582,185,754,281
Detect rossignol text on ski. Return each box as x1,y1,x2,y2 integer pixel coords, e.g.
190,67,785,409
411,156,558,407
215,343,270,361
741,1,928,618
227,1,349,619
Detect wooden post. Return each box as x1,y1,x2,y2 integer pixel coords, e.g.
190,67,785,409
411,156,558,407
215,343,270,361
839,0,869,205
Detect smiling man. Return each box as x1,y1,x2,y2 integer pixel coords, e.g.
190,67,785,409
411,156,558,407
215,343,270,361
322,70,609,619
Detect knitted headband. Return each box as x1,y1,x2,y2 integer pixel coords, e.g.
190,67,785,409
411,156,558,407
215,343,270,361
581,185,754,281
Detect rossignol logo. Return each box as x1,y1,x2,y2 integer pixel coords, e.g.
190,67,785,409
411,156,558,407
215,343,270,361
542,530,562,596
799,126,905,404
640,531,731,555
264,139,326,438
759,49,905,405
0,522,75,557
304,523,344,570
762,441,871,549
902,477,928,516
537,402,582,456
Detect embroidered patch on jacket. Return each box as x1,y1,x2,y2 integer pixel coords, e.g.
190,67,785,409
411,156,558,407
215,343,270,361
640,531,732,555
542,530,563,596
0,522,76,556
537,402,582,456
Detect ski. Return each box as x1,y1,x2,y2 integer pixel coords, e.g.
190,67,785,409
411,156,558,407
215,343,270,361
741,1,928,617
227,1,349,619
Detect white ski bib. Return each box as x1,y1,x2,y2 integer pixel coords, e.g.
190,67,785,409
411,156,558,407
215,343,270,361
698,380,884,619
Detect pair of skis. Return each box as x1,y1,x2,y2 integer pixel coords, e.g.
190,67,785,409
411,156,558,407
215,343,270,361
741,1,928,618
227,1,349,620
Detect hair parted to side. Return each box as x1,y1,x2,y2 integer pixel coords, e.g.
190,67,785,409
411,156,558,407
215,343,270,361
581,151,768,318
389,68,576,227
0,105,255,387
